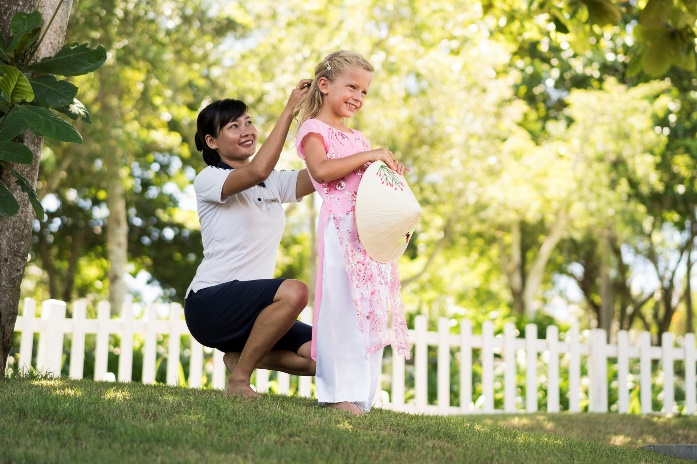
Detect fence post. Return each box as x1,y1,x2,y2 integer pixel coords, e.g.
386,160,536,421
481,321,494,412
94,301,111,381
437,317,451,412
188,337,204,389
546,325,560,413
391,344,406,409
617,330,629,413
567,327,581,412
36,299,66,377
69,300,88,380
213,349,226,390
685,333,696,415
526,324,538,413
142,304,158,384
166,303,183,386
661,332,674,413
414,315,428,410
588,328,608,412
459,319,472,413
640,331,652,413
18,298,37,373
118,302,134,382
503,322,516,413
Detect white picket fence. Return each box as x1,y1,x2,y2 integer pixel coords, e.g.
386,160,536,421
9,298,697,415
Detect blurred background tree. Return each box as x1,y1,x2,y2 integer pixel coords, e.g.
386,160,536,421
19,0,697,344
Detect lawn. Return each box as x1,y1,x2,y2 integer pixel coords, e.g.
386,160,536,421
1,377,694,463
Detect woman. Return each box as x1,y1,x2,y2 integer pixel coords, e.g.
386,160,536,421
184,80,315,398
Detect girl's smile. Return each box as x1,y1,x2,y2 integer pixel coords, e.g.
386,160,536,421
318,67,373,123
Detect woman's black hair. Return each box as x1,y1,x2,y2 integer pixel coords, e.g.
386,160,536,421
195,99,249,166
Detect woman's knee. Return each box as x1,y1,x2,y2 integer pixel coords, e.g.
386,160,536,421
277,279,309,313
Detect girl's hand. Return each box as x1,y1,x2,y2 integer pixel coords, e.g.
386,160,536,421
286,79,312,110
368,148,409,175
393,159,409,176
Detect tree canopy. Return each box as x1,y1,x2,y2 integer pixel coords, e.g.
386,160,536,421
16,0,697,343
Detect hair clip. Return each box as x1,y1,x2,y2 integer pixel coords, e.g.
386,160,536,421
325,62,331,71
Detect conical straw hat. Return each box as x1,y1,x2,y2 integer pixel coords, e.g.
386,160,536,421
355,161,422,263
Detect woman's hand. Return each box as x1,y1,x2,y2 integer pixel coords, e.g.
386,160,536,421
286,79,312,111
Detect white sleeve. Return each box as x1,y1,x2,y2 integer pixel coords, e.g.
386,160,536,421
194,167,232,203
271,170,301,204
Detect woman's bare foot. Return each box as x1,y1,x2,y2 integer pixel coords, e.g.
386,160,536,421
225,376,261,398
327,402,363,416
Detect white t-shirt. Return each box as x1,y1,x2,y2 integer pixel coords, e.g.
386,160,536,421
186,165,301,297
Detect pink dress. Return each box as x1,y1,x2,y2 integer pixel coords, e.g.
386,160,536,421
296,119,411,362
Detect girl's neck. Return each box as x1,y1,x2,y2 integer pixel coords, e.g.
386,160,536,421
315,108,352,133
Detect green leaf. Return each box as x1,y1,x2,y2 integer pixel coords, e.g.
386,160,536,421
642,43,672,77
0,178,20,218
627,50,644,77
55,98,91,123
639,0,672,28
0,140,33,164
552,17,570,34
11,169,44,220
15,105,82,143
29,75,77,108
25,43,107,77
0,108,30,141
0,65,35,103
550,9,570,34
6,11,42,55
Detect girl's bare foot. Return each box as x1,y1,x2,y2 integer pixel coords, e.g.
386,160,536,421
327,402,363,416
225,376,261,398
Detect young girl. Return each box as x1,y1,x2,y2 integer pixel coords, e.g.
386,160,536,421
295,51,411,415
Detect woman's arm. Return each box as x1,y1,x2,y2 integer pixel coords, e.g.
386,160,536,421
302,134,403,184
295,169,315,198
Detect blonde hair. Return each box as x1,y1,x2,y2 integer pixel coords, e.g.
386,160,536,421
295,50,374,126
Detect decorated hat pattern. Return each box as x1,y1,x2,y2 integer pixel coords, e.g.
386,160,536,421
355,161,422,263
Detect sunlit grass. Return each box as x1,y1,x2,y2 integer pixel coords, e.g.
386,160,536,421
1,376,691,463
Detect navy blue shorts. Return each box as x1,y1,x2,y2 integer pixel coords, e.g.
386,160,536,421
184,278,311,353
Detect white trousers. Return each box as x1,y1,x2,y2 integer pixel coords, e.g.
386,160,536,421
315,223,383,411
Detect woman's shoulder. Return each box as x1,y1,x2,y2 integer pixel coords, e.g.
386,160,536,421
194,165,229,189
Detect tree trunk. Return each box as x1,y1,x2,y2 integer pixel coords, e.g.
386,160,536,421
0,0,73,377
598,234,614,340
106,169,128,314
522,211,568,318
686,217,695,334
500,220,524,315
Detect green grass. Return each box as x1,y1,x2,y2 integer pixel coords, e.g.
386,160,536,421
1,377,693,464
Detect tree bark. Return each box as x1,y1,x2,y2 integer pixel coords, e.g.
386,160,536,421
106,170,128,314
522,211,567,318
0,0,73,377
598,234,614,340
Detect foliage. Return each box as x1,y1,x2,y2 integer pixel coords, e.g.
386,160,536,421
24,0,242,302
0,9,105,219
16,0,697,340
485,0,697,78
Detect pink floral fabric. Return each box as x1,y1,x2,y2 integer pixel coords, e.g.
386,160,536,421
296,119,410,360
